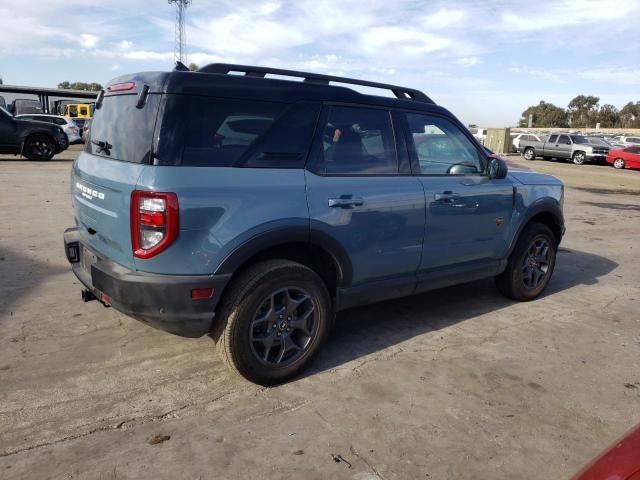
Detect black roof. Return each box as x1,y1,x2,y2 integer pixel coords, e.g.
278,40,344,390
105,63,449,115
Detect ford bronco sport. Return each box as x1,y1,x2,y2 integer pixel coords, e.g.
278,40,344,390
64,63,565,385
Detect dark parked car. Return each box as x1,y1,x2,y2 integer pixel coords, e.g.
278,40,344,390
0,106,68,160
64,63,565,384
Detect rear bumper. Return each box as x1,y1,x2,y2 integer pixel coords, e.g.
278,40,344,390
585,153,607,162
64,227,231,337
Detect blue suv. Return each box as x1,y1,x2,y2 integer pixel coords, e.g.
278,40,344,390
64,63,565,384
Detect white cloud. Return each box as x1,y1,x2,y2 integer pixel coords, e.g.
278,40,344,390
456,56,479,67
79,34,99,48
425,8,465,28
580,67,640,86
500,0,637,31
259,1,282,15
119,40,133,50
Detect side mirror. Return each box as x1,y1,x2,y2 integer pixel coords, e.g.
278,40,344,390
488,157,508,179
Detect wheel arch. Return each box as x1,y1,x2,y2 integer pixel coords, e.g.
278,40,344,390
20,130,56,156
509,200,564,254
214,226,353,299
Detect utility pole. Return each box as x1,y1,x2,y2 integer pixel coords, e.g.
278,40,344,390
168,0,192,64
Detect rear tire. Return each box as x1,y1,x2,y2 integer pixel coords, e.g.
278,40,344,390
523,148,535,161
495,222,557,301
23,134,55,161
215,260,332,385
613,158,625,169
572,151,586,165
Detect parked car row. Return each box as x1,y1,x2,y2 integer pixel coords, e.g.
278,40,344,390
16,114,82,144
0,106,69,160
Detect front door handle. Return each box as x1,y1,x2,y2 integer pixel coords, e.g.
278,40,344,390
328,196,364,208
434,191,459,201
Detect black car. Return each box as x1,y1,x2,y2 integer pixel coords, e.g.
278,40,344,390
0,106,68,160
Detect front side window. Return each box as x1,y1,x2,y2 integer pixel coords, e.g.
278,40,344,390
406,113,483,175
322,106,398,175
558,135,571,145
548,134,558,143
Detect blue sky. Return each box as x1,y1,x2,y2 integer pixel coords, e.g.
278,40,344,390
1,0,638,126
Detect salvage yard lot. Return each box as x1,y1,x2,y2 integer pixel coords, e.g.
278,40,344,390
0,153,639,479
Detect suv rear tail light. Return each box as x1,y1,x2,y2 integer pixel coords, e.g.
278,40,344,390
131,191,179,259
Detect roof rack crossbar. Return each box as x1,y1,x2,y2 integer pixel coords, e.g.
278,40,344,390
197,63,433,103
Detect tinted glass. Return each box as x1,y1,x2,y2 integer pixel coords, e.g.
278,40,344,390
158,95,286,167
571,135,588,144
242,102,320,168
322,106,397,175
406,113,482,175
54,117,67,125
558,135,571,145
627,137,640,143
548,134,558,143
85,93,160,163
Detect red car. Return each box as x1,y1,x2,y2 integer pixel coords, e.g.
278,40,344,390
571,423,640,480
606,146,640,170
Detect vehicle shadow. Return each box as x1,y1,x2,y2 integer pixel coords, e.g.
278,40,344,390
304,248,618,378
0,247,69,323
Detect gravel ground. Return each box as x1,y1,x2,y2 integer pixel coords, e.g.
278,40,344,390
0,153,639,479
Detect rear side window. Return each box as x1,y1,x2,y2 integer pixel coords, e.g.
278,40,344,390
54,117,67,125
86,93,161,163
158,96,287,167
627,137,640,143
322,106,398,175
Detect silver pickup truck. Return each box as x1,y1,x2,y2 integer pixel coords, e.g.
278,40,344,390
520,133,610,165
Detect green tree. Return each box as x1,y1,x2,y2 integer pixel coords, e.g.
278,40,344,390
619,101,640,128
57,81,102,91
597,104,620,128
567,95,599,128
518,101,569,128
188,63,199,71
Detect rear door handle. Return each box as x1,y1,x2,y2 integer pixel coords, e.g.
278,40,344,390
328,197,364,208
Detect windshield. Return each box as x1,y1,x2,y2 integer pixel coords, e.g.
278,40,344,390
570,135,589,144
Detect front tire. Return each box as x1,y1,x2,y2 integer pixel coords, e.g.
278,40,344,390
612,158,625,169
523,148,535,161
215,260,332,385
572,151,586,165
495,222,557,301
23,134,55,161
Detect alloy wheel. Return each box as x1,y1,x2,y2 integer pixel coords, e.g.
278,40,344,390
249,287,318,367
521,238,551,290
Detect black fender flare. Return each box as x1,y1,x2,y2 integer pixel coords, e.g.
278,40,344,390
214,223,353,287
508,198,564,255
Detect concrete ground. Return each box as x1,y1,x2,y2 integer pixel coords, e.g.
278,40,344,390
0,151,639,480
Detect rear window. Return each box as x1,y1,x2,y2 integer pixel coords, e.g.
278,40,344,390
86,94,160,163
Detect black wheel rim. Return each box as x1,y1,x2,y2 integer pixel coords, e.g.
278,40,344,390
521,238,551,290
249,287,317,367
29,136,53,158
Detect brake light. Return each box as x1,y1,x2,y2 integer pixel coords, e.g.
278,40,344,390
130,191,179,259
108,82,135,92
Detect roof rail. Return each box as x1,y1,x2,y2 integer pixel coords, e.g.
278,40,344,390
197,63,434,103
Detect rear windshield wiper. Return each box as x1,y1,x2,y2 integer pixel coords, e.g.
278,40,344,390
91,139,112,155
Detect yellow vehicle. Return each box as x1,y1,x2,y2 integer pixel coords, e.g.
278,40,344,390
64,103,93,118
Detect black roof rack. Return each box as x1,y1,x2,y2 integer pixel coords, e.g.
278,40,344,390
197,63,434,104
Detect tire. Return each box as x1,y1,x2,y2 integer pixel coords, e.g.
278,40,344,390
495,222,557,302
23,134,55,161
612,158,625,169
215,260,332,385
572,151,586,165
523,148,535,161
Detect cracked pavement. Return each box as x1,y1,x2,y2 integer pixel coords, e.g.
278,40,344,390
1,154,639,479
